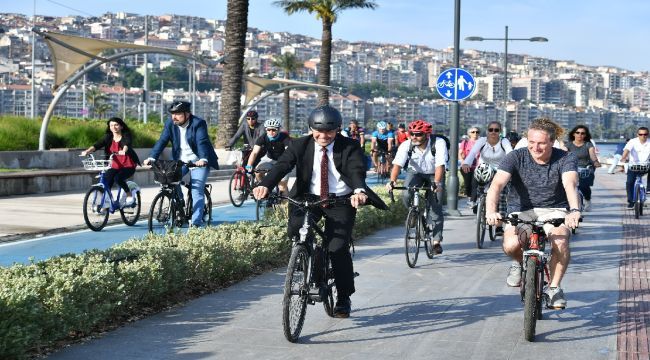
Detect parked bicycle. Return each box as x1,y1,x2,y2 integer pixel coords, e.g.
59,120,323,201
275,194,356,342
389,184,437,267
228,145,254,207
80,154,142,231
148,160,212,234
629,161,649,219
373,149,391,184
500,214,578,342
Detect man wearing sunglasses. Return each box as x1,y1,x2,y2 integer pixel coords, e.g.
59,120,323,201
386,120,447,254
226,110,265,150
246,118,292,195
620,126,650,209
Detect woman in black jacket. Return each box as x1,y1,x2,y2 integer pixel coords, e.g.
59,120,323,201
81,117,141,206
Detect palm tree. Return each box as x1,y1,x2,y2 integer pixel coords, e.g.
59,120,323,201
216,0,250,148
272,53,301,132
86,87,108,120
274,0,377,106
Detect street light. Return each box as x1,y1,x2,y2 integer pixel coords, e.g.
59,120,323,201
465,26,548,133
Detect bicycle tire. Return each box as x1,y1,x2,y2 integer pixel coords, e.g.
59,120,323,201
404,208,420,268
536,265,544,321
202,188,213,226
634,186,641,219
228,170,247,207
476,197,487,249
148,192,176,234
323,258,338,317
282,245,309,342
120,192,142,226
423,214,435,259
523,256,538,342
255,198,265,221
83,187,110,231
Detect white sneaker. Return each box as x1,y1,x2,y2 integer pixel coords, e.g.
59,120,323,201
583,200,591,212
124,196,135,206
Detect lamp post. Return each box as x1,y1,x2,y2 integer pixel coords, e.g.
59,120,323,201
465,26,548,133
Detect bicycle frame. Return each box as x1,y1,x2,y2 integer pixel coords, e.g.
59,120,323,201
633,173,648,203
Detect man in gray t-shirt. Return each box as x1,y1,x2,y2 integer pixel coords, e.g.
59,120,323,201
486,118,581,310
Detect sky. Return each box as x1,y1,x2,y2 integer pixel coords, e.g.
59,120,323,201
3,0,649,72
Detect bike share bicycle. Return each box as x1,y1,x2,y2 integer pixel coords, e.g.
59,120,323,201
473,163,499,249
629,161,649,219
148,160,212,234
81,154,142,231
273,194,358,342
500,214,580,342
389,184,438,267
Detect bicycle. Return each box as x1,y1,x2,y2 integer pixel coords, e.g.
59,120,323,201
228,145,254,207
148,160,213,234
372,149,392,184
473,166,499,249
629,161,649,219
275,194,356,342
500,214,577,342
251,169,280,221
389,184,438,268
81,154,142,232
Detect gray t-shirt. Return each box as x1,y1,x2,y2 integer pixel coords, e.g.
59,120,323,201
499,148,577,212
565,141,593,167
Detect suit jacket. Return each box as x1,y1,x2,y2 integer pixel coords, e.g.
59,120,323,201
260,134,388,210
93,132,141,165
149,115,219,170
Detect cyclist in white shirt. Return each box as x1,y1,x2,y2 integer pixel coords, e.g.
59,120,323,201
620,126,650,208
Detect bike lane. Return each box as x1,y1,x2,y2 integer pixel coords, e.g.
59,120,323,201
46,169,623,359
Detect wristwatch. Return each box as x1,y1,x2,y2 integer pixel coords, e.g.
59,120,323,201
569,208,581,213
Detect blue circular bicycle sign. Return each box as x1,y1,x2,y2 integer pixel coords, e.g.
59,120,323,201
436,68,476,101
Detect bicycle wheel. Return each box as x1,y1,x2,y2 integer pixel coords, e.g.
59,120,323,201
404,208,420,268
148,192,176,234
323,258,338,317
423,213,435,259
282,245,309,342
120,192,141,226
523,256,539,342
475,197,487,249
634,187,641,219
255,198,265,221
83,187,110,231
202,188,213,226
228,170,247,207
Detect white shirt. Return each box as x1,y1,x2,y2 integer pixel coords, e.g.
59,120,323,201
392,137,447,174
462,137,512,167
178,123,200,164
310,141,353,196
624,137,650,163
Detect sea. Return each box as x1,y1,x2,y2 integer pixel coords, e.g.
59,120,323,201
594,142,624,158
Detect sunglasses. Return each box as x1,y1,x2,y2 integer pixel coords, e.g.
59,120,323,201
409,132,425,137
639,133,649,136
574,131,586,135
487,128,500,133
246,117,256,121
266,128,278,132
470,130,479,133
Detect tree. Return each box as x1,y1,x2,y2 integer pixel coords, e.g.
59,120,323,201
274,0,378,106
86,87,108,119
216,0,250,148
272,53,301,132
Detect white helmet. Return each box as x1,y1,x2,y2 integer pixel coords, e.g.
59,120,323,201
474,163,496,185
376,121,387,130
264,118,281,129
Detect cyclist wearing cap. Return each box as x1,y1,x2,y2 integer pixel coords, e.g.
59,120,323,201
386,119,447,254
371,121,395,170
226,110,265,149
246,118,292,195
252,105,387,319
143,101,219,227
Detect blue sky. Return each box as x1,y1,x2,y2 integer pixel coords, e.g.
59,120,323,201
5,0,649,72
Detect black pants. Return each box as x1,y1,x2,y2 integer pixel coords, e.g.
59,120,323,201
460,169,474,198
104,167,135,194
288,196,357,298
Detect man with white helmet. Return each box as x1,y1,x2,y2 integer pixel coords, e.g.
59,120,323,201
246,118,292,195
371,121,395,171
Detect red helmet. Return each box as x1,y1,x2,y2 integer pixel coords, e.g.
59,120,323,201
408,120,433,134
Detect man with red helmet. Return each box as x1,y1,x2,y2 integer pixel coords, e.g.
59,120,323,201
386,119,447,254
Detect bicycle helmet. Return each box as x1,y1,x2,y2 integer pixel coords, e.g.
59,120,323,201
474,163,497,185
376,121,387,130
264,118,281,129
168,101,191,113
245,110,259,120
308,105,342,131
407,120,433,134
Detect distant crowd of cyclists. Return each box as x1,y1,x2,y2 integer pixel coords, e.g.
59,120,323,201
80,101,650,319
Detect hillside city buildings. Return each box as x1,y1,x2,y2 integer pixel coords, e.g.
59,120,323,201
0,12,649,137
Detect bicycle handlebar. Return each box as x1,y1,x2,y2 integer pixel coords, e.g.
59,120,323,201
500,214,581,228
267,194,351,208
387,184,436,203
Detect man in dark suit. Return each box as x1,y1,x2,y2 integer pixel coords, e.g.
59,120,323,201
144,101,219,227
253,105,387,318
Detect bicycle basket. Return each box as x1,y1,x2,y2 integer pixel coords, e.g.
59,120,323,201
82,158,112,171
629,163,650,173
152,160,184,184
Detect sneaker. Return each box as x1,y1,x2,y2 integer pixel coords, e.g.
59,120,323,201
432,240,443,254
545,286,567,309
506,263,522,287
124,196,135,206
583,200,591,212
627,202,635,209
333,296,351,318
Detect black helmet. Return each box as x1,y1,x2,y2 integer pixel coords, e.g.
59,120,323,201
506,131,520,142
169,101,191,113
245,110,258,120
308,105,342,131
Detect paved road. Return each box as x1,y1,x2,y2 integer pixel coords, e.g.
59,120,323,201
47,169,624,359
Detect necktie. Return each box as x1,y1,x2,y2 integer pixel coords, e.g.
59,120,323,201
320,146,329,203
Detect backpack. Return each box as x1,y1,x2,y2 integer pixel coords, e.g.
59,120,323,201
404,134,450,169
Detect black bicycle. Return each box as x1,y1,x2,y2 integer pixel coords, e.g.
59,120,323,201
389,184,438,268
148,160,212,234
474,181,498,249
275,194,355,342
500,214,576,342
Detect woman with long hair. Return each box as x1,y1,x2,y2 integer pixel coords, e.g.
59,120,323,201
566,125,601,211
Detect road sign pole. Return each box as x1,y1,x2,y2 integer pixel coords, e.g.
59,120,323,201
447,0,462,215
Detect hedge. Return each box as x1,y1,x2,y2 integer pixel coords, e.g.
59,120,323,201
0,187,407,359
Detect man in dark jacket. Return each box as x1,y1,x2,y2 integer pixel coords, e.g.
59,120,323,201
226,110,265,149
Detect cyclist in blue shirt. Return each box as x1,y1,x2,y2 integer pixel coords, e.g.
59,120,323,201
371,121,394,170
